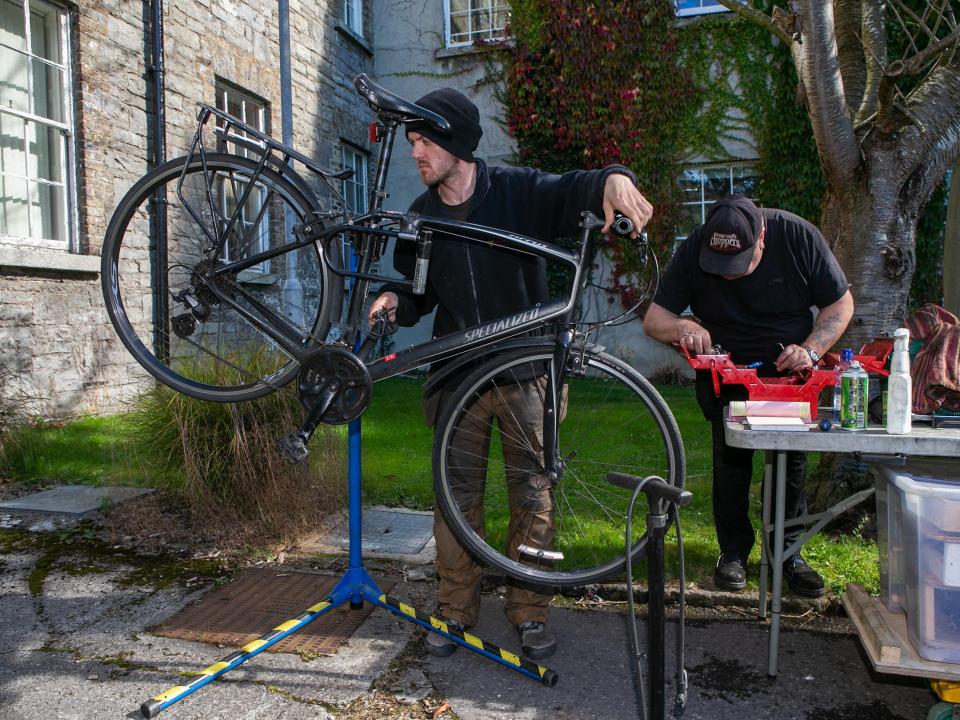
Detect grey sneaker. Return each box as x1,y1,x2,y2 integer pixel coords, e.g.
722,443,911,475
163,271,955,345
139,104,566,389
516,621,556,660
424,618,465,657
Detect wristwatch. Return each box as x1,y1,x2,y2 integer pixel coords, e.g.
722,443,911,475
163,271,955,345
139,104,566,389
801,345,820,364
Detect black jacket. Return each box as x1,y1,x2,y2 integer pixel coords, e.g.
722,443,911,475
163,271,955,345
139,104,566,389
384,159,636,340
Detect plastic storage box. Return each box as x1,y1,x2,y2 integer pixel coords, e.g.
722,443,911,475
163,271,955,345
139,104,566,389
891,459,960,663
875,464,905,612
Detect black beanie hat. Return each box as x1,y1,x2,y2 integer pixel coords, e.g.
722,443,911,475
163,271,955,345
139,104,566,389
406,88,483,162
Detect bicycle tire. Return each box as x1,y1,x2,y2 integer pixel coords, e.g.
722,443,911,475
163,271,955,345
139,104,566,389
433,343,685,587
102,153,341,402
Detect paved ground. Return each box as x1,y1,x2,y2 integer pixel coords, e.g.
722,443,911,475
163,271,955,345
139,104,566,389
0,513,941,720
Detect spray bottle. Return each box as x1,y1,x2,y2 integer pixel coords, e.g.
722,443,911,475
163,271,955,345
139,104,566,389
886,328,912,435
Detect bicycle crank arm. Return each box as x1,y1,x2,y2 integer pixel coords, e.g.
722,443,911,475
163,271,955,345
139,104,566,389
278,379,341,464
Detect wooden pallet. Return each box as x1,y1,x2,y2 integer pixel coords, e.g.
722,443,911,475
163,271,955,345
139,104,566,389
843,583,960,681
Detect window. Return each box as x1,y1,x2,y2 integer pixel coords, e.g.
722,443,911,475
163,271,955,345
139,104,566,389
340,144,368,215
675,163,758,244
676,1,732,17
343,0,362,36
444,0,508,47
214,82,270,269
0,0,73,248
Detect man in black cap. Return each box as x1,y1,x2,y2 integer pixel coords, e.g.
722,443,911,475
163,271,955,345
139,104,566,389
368,86,652,660
644,195,854,597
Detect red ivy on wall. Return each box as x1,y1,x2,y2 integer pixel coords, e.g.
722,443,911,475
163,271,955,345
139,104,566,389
503,0,698,310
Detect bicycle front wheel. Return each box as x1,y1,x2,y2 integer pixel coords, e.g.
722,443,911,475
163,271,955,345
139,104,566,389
433,344,685,587
102,154,340,402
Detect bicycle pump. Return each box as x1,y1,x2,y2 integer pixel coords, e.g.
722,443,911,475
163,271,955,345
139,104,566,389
608,472,692,720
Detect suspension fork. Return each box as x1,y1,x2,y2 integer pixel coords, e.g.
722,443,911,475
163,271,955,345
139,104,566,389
543,329,573,479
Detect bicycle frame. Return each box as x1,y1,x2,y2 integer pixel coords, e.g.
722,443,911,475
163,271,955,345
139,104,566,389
176,102,612,385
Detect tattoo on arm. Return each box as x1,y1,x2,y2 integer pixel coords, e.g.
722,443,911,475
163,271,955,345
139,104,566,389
809,312,845,350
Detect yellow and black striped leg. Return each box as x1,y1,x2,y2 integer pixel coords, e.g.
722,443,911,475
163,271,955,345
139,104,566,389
375,593,559,686
140,597,334,718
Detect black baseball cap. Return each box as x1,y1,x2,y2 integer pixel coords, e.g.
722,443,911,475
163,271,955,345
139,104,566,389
698,195,764,275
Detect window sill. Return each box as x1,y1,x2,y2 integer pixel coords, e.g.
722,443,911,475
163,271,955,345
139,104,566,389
0,245,99,275
436,39,513,60
335,24,373,57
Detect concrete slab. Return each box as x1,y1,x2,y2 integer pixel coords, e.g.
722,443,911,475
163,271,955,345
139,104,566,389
0,486,153,515
296,506,437,565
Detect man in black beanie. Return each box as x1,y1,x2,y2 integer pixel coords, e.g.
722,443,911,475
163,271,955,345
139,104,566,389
369,86,652,661
644,195,854,598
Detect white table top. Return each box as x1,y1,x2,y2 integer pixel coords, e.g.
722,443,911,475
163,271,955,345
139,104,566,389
724,419,960,456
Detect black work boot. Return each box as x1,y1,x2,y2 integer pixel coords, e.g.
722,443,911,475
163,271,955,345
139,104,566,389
783,554,825,598
713,553,747,591
424,618,466,657
515,621,556,660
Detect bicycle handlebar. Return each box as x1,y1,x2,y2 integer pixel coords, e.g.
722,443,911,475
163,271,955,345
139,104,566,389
607,473,693,507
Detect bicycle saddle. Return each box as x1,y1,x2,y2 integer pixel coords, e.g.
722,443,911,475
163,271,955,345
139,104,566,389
354,73,452,134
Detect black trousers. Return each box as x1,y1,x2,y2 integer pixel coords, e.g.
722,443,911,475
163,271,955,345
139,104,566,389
695,374,807,559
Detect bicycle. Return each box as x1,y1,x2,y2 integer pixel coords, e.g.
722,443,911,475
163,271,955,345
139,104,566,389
101,72,686,589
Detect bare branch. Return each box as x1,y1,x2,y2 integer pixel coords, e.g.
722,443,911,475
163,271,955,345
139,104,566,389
902,25,960,75
835,0,866,119
854,0,887,126
795,1,860,185
713,0,792,45
898,63,960,198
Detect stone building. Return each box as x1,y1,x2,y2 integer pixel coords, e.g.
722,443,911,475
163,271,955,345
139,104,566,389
1,0,376,418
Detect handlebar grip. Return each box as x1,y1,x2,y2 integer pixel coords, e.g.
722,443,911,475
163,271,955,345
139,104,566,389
607,473,693,507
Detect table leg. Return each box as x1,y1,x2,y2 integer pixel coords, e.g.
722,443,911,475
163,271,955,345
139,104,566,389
759,450,773,620
768,449,787,677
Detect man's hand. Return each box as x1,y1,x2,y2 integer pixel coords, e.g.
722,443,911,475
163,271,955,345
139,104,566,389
368,292,399,327
775,344,814,373
601,173,653,238
676,320,713,356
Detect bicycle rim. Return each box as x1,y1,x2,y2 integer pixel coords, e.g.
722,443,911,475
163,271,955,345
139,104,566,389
434,345,685,587
102,154,339,402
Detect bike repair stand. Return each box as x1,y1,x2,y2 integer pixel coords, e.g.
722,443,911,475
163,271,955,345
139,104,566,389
140,415,558,717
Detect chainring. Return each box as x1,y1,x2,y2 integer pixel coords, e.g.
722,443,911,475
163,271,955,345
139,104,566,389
297,347,372,424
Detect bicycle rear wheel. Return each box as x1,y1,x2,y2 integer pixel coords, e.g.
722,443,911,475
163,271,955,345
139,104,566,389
433,344,685,587
102,153,340,402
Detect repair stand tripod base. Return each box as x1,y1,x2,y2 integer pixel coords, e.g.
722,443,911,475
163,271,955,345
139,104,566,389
139,418,558,718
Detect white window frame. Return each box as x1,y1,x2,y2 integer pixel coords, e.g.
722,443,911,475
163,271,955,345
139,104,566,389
343,0,363,36
214,82,271,272
675,162,758,246
676,1,733,18
0,0,76,250
443,0,509,48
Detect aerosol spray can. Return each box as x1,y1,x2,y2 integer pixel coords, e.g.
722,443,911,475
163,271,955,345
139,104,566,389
840,360,869,431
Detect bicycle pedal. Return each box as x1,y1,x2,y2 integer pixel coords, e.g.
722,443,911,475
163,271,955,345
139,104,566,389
277,432,310,464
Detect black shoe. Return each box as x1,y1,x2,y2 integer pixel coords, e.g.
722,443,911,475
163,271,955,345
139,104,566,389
714,553,747,591
516,621,556,660
783,554,825,598
424,618,466,657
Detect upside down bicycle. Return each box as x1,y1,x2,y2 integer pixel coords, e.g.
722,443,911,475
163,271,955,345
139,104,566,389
101,72,686,589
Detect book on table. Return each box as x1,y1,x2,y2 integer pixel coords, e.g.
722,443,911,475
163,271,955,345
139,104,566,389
743,415,811,432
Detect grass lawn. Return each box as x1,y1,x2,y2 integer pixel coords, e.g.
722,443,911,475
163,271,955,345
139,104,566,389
3,375,879,594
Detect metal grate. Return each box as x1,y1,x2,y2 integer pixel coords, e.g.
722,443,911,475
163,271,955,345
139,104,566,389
152,568,393,656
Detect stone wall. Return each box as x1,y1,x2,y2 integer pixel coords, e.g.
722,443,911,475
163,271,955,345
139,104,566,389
0,0,374,419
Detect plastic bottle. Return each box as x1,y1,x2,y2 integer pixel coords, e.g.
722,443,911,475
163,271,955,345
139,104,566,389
840,360,869,431
886,328,912,435
832,348,854,422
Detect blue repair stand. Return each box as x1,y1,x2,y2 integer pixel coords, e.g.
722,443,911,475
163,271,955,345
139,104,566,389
140,402,556,718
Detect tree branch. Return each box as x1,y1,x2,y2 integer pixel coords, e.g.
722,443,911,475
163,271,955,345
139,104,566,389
795,1,860,186
902,26,960,75
835,0,866,121
854,0,887,126
898,63,960,201
713,0,792,45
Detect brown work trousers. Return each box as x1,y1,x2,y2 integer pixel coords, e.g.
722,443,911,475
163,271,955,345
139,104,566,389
425,377,556,627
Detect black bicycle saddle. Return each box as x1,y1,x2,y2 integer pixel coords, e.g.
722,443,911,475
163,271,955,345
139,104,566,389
353,73,452,134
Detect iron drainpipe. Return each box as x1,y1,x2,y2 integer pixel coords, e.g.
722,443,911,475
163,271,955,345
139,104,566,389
278,0,304,325
147,0,169,362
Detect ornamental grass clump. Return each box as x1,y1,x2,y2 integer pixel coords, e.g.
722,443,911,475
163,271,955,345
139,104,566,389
129,382,345,546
